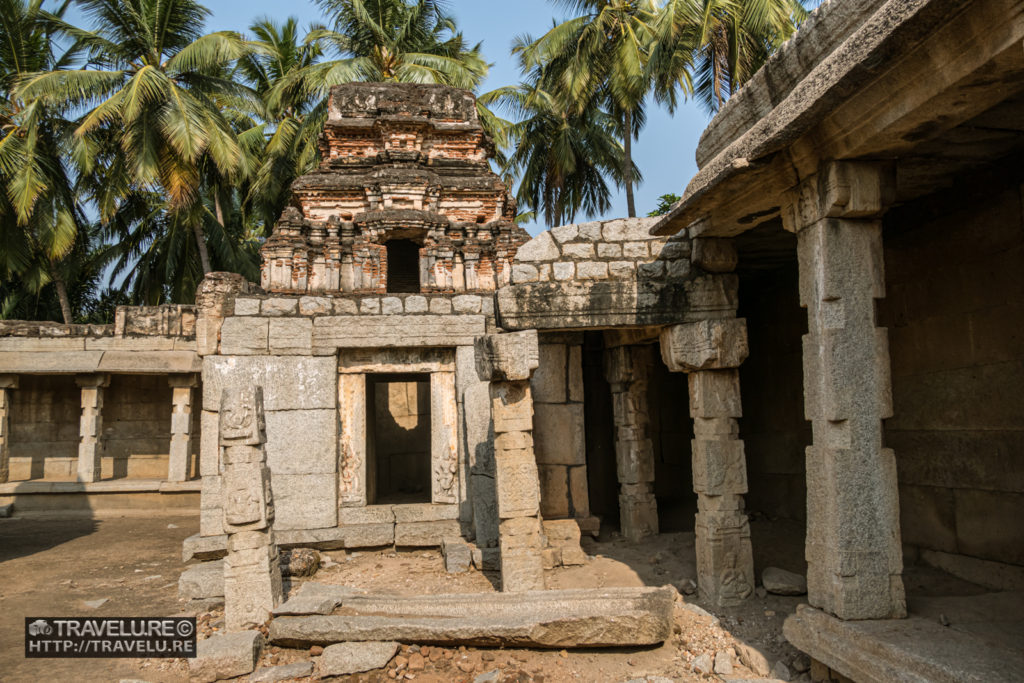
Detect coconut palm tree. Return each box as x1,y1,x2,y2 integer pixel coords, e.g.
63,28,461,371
235,16,325,231
276,0,488,101
515,1,660,218
0,0,87,322
652,0,807,113
484,77,634,228
17,0,257,276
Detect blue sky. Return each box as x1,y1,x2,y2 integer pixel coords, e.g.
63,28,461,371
67,0,712,236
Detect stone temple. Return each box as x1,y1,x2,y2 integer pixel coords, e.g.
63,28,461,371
2,0,1023,680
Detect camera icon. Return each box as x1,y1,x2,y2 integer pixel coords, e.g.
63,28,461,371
28,619,53,636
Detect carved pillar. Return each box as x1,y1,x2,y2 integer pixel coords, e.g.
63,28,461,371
0,375,18,483
220,386,284,631
783,161,906,620
76,374,110,483
476,330,545,592
168,374,198,482
603,343,658,542
662,318,754,606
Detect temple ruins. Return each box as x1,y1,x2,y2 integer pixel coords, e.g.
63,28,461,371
1,0,1023,680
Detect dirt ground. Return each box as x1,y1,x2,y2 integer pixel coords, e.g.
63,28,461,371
0,513,812,683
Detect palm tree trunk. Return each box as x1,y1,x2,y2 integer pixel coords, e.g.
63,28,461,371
623,108,636,218
192,220,212,274
50,263,73,324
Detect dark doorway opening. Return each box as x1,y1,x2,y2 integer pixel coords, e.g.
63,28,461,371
386,239,421,293
366,373,432,504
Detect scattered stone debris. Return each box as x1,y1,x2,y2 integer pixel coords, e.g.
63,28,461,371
82,598,108,609
189,630,263,683
249,660,314,683
714,648,734,675
319,641,400,676
692,652,713,674
736,642,772,676
761,567,807,596
773,659,793,681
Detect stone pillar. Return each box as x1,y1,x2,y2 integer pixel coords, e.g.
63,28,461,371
603,343,658,542
168,374,198,482
783,161,906,620
0,375,17,483
219,385,284,631
476,330,545,592
662,318,754,606
76,374,110,483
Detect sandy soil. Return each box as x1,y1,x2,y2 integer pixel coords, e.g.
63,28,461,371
0,514,814,683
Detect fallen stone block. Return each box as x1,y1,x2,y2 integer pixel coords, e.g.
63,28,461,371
178,561,224,601
269,586,675,648
272,595,341,617
250,660,313,683
319,641,399,676
181,533,227,562
189,630,263,683
443,537,472,573
762,567,807,596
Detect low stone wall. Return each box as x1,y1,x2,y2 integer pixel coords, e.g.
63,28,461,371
497,218,731,329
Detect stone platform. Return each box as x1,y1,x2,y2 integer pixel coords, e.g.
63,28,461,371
783,593,1024,683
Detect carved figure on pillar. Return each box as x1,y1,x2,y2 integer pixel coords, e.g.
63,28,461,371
219,385,284,631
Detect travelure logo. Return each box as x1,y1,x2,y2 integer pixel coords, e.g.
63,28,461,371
27,619,52,636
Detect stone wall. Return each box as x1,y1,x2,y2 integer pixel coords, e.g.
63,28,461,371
200,291,490,539
737,263,810,522
499,218,714,329
879,170,1024,570
531,332,588,520
8,375,79,480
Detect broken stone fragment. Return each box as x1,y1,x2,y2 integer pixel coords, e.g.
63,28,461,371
189,630,263,683
250,660,314,683
280,548,320,577
762,567,807,596
319,641,399,676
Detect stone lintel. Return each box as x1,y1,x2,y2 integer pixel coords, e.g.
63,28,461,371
169,373,200,388
75,373,111,388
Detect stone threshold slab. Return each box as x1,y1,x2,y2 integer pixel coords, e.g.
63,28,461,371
269,585,674,649
0,479,202,495
783,603,1024,683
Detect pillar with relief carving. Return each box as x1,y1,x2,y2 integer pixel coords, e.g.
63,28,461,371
76,373,110,483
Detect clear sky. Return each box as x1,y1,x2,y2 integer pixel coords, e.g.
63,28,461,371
67,0,713,236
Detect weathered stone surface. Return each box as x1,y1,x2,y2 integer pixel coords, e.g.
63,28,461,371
203,356,336,411
762,567,807,596
269,586,675,648
272,595,340,616
250,661,314,683
320,641,399,676
189,631,263,683
660,319,749,372
515,231,560,262
736,642,772,676
219,317,269,355
313,315,485,350
263,409,337,475
394,520,461,546
475,331,539,382
494,451,541,519
178,561,224,600
267,318,312,355
532,403,586,466
272,474,337,530
392,503,459,523
692,238,738,273
783,603,1024,683
443,537,473,573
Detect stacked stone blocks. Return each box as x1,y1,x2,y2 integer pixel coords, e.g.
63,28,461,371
784,160,906,620
219,386,284,631
476,330,546,592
